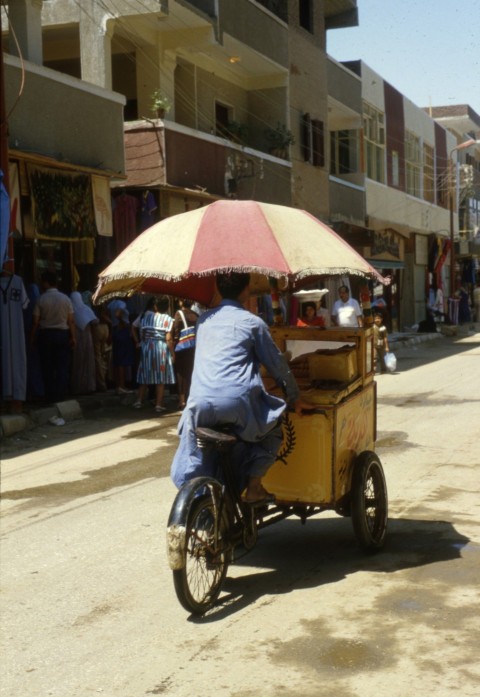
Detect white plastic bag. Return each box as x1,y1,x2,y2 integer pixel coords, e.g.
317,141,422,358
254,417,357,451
384,352,397,373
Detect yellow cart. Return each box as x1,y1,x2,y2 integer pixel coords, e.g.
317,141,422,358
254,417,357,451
167,324,388,615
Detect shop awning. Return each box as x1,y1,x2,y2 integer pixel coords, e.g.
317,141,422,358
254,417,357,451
367,260,405,270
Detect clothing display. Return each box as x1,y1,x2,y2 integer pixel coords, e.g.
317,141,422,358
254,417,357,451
92,175,113,237
0,274,29,401
113,193,139,253
139,190,157,231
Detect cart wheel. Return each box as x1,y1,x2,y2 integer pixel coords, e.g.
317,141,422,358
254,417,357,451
351,451,388,552
173,492,229,615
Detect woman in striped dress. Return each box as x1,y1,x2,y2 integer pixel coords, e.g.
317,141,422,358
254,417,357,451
132,296,175,412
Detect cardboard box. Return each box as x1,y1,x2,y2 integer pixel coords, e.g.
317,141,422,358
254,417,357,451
308,347,357,382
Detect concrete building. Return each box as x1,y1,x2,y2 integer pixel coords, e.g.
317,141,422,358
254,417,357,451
4,1,473,331
426,105,480,300
325,59,469,330
27,1,357,253
2,0,126,290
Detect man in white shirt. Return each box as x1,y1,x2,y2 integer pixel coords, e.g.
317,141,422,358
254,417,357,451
332,285,363,327
31,271,76,402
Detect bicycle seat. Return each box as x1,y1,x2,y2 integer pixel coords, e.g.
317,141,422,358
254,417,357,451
195,427,238,449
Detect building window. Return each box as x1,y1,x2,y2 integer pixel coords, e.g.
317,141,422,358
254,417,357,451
363,102,385,183
256,0,288,22
391,150,399,187
299,0,313,32
423,143,434,203
405,130,421,197
215,101,233,138
302,114,324,167
330,130,358,175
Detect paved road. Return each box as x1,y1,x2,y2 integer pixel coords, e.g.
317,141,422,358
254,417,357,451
1,334,479,697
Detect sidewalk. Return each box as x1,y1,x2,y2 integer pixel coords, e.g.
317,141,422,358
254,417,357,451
389,319,479,355
2,322,478,441
0,389,180,441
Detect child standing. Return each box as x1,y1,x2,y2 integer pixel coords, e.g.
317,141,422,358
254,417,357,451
373,312,389,374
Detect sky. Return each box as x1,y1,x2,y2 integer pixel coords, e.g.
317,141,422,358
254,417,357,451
326,0,480,117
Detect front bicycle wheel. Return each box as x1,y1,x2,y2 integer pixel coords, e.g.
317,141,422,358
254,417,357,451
173,493,229,615
351,451,388,552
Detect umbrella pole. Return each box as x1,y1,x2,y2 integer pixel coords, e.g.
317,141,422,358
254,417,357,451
269,278,284,325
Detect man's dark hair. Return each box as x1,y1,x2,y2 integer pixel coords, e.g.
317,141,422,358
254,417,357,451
339,285,349,294
216,272,250,299
41,270,58,287
156,295,170,313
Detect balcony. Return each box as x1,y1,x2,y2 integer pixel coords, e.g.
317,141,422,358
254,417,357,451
119,119,292,205
4,55,125,175
329,175,365,228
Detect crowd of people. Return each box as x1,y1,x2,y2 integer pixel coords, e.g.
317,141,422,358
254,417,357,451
1,270,203,414
14,270,470,415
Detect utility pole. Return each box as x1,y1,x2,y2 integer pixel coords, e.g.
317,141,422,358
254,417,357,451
448,139,476,299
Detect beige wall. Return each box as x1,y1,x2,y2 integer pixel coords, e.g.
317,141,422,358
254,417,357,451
327,57,361,117
5,56,126,174
288,10,329,219
219,0,288,68
361,63,385,111
366,180,452,235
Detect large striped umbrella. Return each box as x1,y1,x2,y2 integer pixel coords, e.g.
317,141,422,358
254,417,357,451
94,200,384,305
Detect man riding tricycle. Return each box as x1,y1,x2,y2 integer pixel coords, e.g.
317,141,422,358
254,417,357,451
94,200,389,615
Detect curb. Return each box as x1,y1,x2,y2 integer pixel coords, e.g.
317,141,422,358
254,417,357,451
389,332,441,354
0,391,175,441
0,399,83,440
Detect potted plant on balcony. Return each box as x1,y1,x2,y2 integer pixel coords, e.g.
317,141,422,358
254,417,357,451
224,120,249,144
264,122,295,158
150,89,172,118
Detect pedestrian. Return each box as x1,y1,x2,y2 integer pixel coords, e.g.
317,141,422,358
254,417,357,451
331,285,363,327
473,281,480,323
172,299,199,408
109,299,135,394
90,302,111,392
457,284,471,324
131,295,175,412
170,272,314,503
23,282,45,400
298,301,325,326
373,312,389,374
30,271,76,402
70,291,98,394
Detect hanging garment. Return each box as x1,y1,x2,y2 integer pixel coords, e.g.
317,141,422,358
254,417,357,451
0,274,29,400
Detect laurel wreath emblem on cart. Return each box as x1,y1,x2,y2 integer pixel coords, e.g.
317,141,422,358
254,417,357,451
276,412,296,465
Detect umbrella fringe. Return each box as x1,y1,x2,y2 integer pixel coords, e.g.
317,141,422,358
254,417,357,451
92,266,385,304
98,266,380,284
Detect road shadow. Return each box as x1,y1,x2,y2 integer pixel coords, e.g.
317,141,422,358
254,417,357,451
189,514,470,623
